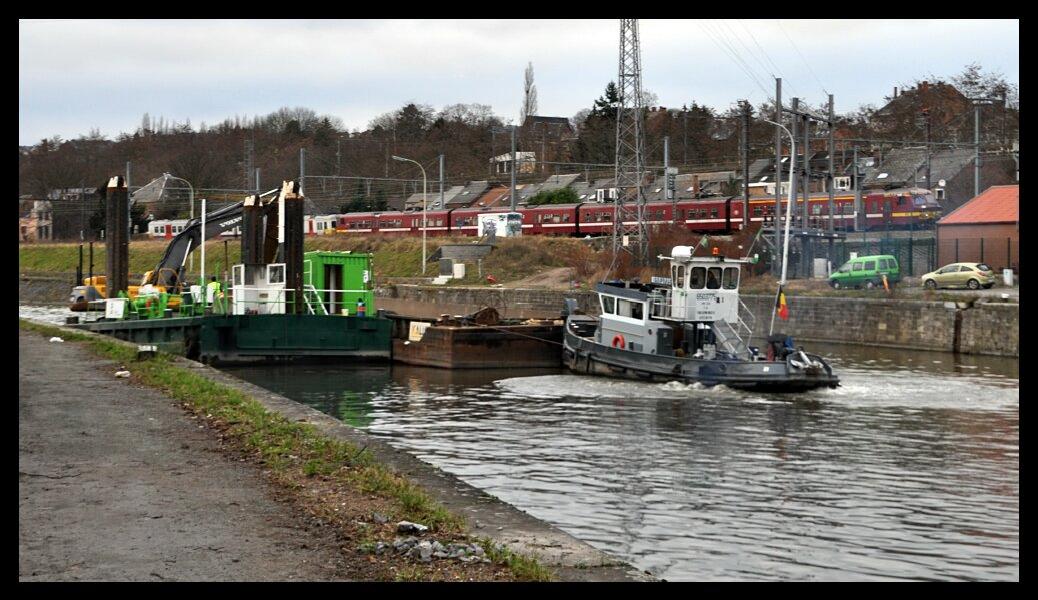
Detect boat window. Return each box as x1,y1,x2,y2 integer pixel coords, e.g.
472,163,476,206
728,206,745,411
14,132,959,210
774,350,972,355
268,265,285,284
722,267,739,289
689,267,705,289
706,267,722,289
852,262,863,272
601,295,615,314
617,299,644,320
676,265,686,288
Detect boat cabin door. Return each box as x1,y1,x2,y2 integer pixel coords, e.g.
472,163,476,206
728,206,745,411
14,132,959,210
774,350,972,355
670,263,688,318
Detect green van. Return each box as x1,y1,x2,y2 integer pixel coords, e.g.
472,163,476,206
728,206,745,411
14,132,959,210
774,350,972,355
829,255,901,289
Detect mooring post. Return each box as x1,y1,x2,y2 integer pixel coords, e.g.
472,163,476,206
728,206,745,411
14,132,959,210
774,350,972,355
104,175,130,299
282,181,305,314
77,244,83,286
88,241,94,281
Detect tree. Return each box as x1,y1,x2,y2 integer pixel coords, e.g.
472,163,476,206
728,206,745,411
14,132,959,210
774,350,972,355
521,62,538,122
527,187,579,205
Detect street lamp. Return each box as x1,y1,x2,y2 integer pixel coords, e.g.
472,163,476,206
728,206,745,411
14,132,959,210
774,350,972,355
163,173,196,278
392,156,428,274
760,119,795,336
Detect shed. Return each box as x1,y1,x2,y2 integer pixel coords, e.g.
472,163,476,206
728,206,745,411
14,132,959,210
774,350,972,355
936,185,1018,273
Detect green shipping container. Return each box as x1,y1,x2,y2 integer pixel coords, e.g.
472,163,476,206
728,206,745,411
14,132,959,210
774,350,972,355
303,251,375,317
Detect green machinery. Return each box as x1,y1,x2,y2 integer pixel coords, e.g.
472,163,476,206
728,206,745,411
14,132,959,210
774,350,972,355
302,251,375,317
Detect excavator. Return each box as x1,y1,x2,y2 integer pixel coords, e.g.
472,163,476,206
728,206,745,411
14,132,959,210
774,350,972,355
69,200,248,312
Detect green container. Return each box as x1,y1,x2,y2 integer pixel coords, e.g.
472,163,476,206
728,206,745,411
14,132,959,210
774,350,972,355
303,251,375,317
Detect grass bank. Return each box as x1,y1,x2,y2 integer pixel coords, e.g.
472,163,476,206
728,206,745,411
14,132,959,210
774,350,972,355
19,318,554,582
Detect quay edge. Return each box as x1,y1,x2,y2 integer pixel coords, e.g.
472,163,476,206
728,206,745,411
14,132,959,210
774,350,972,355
28,321,656,582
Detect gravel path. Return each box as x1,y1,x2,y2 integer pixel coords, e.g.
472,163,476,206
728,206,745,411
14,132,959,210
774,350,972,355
18,330,352,581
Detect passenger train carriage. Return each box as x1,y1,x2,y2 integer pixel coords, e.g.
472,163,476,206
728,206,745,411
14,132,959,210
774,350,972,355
147,188,940,239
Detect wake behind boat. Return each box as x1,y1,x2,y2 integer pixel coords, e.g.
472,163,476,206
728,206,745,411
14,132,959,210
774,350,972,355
562,246,839,392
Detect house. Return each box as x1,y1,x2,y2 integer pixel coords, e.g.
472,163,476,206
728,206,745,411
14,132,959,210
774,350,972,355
471,185,511,209
520,115,576,170
936,185,1018,272
871,81,972,140
19,199,53,241
445,181,490,209
861,147,1015,213
490,151,537,176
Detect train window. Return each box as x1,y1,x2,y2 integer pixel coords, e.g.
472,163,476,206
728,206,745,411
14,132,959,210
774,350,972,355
753,206,763,217
722,267,739,290
706,267,722,289
675,209,683,220
689,267,705,289
812,204,822,215
710,208,718,219
563,213,570,223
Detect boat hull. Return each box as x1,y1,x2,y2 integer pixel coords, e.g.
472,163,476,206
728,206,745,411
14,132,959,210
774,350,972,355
563,317,839,392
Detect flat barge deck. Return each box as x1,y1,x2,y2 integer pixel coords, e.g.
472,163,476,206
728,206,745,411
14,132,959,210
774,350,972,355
73,313,392,365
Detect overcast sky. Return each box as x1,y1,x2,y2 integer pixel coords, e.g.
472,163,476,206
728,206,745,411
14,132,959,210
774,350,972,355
19,19,1019,146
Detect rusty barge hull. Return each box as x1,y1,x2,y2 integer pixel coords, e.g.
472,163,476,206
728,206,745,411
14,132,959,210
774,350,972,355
392,324,562,369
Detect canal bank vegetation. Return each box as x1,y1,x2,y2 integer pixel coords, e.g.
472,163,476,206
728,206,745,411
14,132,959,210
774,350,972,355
22,233,1007,302
19,318,555,582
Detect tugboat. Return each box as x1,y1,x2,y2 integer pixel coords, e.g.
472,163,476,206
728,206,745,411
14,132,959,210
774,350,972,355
562,245,839,392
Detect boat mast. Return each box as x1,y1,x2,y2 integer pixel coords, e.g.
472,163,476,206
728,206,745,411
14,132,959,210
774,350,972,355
765,118,795,336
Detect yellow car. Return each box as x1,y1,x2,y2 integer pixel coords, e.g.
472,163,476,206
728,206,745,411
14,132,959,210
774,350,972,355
921,263,996,290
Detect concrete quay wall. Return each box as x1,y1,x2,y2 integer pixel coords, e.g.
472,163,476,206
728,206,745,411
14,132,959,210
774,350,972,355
379,285,1018,357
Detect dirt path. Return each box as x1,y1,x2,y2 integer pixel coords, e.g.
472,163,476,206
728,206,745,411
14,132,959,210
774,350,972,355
18,330,353,581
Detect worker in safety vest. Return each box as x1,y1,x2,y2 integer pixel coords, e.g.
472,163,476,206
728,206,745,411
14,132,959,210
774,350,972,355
207,276,224,313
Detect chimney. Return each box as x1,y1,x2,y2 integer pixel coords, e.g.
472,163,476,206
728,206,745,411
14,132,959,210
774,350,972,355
893,87,898,98
921,80,929,93
692,174,700,198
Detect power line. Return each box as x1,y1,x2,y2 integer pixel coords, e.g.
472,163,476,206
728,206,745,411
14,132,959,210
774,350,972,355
777,20,829,98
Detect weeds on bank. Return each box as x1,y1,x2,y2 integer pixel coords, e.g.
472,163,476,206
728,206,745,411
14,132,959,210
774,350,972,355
476,537,555,582
20,319,553,581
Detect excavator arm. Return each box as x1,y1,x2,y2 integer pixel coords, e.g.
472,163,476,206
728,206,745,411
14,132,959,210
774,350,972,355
143,201,246,290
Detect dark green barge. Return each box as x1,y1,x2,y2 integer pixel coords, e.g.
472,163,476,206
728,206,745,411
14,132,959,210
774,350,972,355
74,313,392,365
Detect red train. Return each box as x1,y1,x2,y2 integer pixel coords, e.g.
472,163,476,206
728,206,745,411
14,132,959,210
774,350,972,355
331,188,939,237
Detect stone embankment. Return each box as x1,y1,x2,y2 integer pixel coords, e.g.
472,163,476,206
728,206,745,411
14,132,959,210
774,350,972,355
378,284,1019,357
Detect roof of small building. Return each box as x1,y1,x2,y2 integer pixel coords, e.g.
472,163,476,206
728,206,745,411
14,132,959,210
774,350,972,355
446,181,490,207
938,185,1018,225
472,185,511,208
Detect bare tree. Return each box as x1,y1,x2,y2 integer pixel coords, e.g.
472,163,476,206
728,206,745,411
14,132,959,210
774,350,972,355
521,62,538,124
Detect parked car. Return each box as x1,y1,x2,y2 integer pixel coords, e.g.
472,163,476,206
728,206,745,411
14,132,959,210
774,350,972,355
829,255,901,289
920,263,996,290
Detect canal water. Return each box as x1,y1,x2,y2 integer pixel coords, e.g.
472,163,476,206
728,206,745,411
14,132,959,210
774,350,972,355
22,305,1018,581
226,344,1018,582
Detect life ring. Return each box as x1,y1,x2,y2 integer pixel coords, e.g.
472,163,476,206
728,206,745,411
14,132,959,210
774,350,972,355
611,334,626,349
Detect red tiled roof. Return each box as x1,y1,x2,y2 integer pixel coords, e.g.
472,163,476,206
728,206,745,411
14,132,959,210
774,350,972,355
938,185,1018,225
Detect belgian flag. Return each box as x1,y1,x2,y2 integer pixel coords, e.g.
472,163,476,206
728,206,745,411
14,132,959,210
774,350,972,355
776,286,789,320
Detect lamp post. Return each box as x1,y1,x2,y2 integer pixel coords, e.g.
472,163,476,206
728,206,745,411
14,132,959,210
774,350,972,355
761,119,795,336
392,156,428,274
163,173,195,277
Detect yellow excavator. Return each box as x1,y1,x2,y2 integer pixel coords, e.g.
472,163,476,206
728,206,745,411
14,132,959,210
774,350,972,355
69,201,245,311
